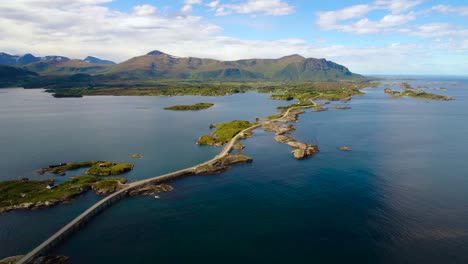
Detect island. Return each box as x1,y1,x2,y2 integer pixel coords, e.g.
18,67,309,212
164,103,214,111
197,120,256,146
384,83,453,101
195,154,253,175
36,161,133,176
1,159,177,213
41,81,375,99
0,176,127,213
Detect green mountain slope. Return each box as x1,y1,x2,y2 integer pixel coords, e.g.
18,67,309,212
104,50,363,81
0,65,38,87
24,59,111,75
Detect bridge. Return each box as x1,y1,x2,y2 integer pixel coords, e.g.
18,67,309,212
16,105,305,264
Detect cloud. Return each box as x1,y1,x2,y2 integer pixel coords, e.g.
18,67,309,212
133,4,157,16
207,0,220,8
316,4,374,30
431,5,468,16
374,0,423,14
317,7,416,34
214,0,295,16
181,0,203,13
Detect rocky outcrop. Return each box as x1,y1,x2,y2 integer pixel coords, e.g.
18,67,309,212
129,184,173,196
195,154,253,175
276,110,303,123
0,192,86,214
232,142,245,151
333,105,351,110
263,122,295,135
0,255,69,264
264,110,319,160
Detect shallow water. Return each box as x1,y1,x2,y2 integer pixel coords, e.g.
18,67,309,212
1,77,468,263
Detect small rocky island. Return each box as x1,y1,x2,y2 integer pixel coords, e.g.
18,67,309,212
333,105,351,110
340,146,351,151
164,103,214,111
197,120,256,146
384,83,453,101
36,161,133,176
195,154,253,175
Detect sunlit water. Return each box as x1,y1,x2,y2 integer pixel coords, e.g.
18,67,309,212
1,77,467,263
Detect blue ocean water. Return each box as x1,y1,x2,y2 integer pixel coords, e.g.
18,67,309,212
1,77,468,263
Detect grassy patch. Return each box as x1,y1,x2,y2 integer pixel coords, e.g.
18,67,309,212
164,103,214,110
197,120,256,146
37,161,133,176
385,87,453,101
86,162,133,176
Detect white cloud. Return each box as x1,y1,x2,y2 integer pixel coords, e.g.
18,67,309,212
181,0,203,13
181,4,193,13
317,5,416,35
214,0,295,16
184,0,202,4
207,0,220,8
133,4,157,16
316,0,422,34
431,5,468,16
374,0,423,14
316,4,373,30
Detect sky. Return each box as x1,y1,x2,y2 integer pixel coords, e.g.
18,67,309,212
0,0,467,75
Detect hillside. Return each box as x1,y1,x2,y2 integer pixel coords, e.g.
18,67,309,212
24,59,111,75
105,50,362,81
0,65,38,87
0,50,365,88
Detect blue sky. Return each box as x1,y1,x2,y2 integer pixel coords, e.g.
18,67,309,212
0,0,466,75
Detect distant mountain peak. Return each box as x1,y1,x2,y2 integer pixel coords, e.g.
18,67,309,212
84,56,115,65
280,54,305,60
146,50,168,56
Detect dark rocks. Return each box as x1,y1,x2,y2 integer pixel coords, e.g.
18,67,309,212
195,154,253,175
129,184,174,196
264,109,319,160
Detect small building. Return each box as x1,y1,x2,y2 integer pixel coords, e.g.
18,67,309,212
46,183,56,189
99,163,108,167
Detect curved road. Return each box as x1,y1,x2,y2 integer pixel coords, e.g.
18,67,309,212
16,104,308,264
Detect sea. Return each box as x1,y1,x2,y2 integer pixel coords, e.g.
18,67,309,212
0,76,467,263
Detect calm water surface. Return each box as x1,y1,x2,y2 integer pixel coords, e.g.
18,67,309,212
1,77,467,263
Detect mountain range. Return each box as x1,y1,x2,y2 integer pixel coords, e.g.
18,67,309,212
0,50,364,87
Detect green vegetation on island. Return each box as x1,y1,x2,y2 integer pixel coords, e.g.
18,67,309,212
36,161,133,176
40,80,375,100
384,83,453,101
197,120,256,146
85,162,134,176
164,103,214,111
195,154,253,175
0,176,126,213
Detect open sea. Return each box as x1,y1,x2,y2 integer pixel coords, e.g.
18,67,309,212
0,76,467,263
